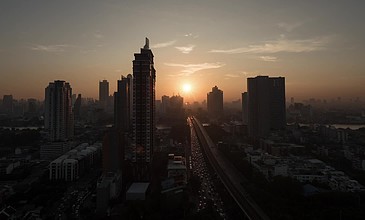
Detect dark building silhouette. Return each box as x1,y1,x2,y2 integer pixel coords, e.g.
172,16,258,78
132,38,156,181
114,75,131,132
99,80,109,110
102,129,124,174
242,92,248,125
207,86,223,119
74,94,82,120
161,95,170,115
247,76,286,138
2,95,13,114
44,80,74,141
159,94,185,124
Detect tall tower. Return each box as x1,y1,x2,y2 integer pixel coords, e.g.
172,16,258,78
99,80,109,110
45,80,74,141
247,76,286,138
207,86,223,119
114,75,131,132
132,38,156,181
242,92,248,125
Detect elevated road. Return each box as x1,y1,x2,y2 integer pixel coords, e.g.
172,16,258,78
190,117,270,220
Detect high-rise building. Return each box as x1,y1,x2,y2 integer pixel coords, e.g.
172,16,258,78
242,92,248,125
2,95,13,114
114,75,131,132
74,94,82,120
207,86,223,119
247,76,286,138
45,80,74,141
99,80,109,110
161,95,170,115
131,38,156,181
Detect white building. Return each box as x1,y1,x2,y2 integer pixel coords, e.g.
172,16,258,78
49,143,101,181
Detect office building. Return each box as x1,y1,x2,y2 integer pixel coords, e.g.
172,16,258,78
207,86,223,119
242,92,248,125
132,38,156,181
114,75,131,132
44,80,74,141
99,80,109,110
247,76,286,138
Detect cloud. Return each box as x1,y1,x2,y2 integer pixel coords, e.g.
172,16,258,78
175,45,195,54
30,44,70,52
259,56,278,62
224,74,241,78
209,36,331,54
184,33,199,38
277,22,302,32
151,40,176,48
94,33,104,39
165,62,225,76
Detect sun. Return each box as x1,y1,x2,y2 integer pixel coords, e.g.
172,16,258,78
182,84,192,93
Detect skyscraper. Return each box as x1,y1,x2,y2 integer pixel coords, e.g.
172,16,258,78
247,76,286,138
132,38,156,181
207,86,223,119
114,75,131,132
45,80,74,141
242,92,248,125
74,94,82,120
99,80,109,110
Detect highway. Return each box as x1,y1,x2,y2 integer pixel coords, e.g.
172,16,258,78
190,116,270,220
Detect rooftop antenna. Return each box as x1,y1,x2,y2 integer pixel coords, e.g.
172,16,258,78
143,37,150,49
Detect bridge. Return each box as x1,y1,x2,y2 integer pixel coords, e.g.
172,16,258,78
190,116,270,220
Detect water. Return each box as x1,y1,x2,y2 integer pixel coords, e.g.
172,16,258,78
1,126,42,130
299,123,365,130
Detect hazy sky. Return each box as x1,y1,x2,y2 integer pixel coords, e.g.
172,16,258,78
1,0,365,102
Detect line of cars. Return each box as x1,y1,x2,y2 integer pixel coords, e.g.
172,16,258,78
190,122,226,219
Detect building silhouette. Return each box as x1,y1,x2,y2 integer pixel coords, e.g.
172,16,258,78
242,92,248,125
247,76,286,138
114,75,131,132
131,38,156,181
44,80,74,141
99,80,109,110
2,95,13,115
74,94,82,120
207,86,223,119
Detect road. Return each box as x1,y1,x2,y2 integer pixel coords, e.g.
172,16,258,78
190,116,270,220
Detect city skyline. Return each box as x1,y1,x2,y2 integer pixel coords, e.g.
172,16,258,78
1,0,365,102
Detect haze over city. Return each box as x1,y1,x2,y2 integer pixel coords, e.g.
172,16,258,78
1,0,365,102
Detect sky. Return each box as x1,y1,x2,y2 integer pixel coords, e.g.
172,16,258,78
1,0,365,103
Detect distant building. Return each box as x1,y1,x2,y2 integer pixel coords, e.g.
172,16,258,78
2,95,13,114
242,92,248,125
132,38,156,181
44,80,74,141
99,80,109,110
161,95,170,115
247,76,286,138
207,86,223,119
26,98,38,117
114,75,131,131
74,94,82,120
